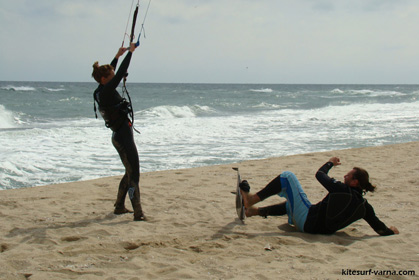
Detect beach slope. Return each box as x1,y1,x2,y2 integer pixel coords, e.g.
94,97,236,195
1,142,418,279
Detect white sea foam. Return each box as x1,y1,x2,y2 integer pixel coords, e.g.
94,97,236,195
2,99,418,190
0,119,117,189
0,105,17,128
349,89,406,97
1,85,36,91
252,102,283,109
1,82,418,190
250,88,273,93
140,105,214,119
45,87,65,92
349,89,375,95
142,106,196,118
331,88,344,93
370,90,405,97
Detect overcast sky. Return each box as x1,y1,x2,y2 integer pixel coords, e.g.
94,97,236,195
1,0,419,84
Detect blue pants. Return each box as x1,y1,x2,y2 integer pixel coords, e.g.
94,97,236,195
278,171,312,232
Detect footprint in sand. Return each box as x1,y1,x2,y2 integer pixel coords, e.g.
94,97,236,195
121,241,140,250
61,236,86,242
1,243,9,252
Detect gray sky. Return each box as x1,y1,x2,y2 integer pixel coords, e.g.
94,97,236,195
1,0,418,84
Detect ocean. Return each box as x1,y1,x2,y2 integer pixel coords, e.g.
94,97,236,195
0,82,418,190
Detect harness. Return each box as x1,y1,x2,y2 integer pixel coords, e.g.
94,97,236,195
121,83,141,134
93,89,134,132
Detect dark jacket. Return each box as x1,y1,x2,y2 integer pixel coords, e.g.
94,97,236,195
304,162,394,235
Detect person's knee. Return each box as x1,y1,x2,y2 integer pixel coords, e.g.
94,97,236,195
280,171,296,180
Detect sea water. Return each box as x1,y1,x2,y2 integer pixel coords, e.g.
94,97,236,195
0,82,418,190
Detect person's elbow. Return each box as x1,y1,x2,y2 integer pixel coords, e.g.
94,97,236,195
315,171,324,182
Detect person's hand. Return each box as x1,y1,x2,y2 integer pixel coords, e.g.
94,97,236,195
389,226,399,234
329,157,341,166
115,47,127,59
129,42,136,53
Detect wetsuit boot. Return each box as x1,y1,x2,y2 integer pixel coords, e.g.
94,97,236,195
128,185,145,221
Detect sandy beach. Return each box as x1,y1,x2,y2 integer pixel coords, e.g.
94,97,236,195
1,142,418,280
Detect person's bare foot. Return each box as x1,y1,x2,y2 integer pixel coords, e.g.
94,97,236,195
239,180,262,211
245,206,259,217
240,190,250,209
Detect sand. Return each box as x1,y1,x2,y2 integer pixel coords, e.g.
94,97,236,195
0,142,418,280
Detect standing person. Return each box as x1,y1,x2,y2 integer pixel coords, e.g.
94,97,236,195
239,157,398,235
92,43,145,221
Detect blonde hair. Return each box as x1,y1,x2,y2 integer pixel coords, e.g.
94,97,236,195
91,61,114,83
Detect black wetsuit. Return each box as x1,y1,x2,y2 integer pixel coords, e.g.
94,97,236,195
93,52,143,220
258,162,395,235
304,162,394,235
